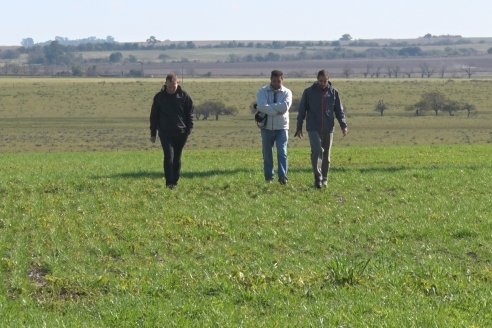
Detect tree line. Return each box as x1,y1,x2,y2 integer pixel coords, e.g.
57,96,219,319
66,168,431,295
224,46,482,64
1,35,490,77
249,95,476,118
409,92,476,117
341,63,480,79
374,92,476,117
2,43,486,66
2,33,490,66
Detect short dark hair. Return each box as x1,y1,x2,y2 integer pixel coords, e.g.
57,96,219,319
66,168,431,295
317,70,329,79
270,70,284,79
165,72,177,82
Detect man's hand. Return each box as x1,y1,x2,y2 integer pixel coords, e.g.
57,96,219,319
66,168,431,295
150,136,156,143
294,129,303,139
342,128,348,137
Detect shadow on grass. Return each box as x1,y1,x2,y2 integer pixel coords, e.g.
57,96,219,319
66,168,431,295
92,168,252,180
92,164,486,181
296,164,488,174
289,166,411,174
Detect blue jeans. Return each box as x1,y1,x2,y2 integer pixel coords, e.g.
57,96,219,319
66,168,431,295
261,129,288,181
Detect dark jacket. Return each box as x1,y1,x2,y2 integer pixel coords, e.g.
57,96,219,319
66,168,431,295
297,82,347,134
150,85,194,137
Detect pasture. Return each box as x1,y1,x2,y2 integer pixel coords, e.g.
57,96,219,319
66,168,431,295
0,78,491,326
1,146,491,326
0,78,491,153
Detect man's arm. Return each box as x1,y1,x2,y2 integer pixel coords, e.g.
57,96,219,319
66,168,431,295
184,95,194,134
295,89,308,138
334,90,348,135
149,95,159,142
256,88,281,116
270,89,292,115
256,90,292,115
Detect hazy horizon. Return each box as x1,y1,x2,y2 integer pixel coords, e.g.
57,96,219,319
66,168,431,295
1,0,491,46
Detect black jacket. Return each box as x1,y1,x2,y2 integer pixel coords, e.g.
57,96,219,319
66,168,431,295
297,82,347,134
150,85,194,137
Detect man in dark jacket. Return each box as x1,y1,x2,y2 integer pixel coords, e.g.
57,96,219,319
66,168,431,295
150,73,193,189
295,70,348,188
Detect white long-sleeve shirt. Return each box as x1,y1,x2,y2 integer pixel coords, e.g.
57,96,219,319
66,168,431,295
256,84,292,130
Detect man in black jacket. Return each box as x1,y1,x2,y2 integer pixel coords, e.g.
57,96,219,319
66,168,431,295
295,70,348,188
150,73,193,189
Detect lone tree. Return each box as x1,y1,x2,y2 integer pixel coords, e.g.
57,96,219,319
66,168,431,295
44,41,72,65
403,69,414,78
340,34,353,41
392,65,400,78
419,63,434,78
342,65,352,78
462,103,477,117
442,99,461,116
109,52,123,63
375,99,388,116
444,99,476,117
463,65,474,79
439,65,447,78
415,91,447,115
363,64,372,78
373,66,382,78
195,101,238,120
386,66,393,78
195,106,210,120
21,37,34,48
146,36,158,47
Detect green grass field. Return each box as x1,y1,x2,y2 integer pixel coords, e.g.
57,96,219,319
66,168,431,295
1,146,491,326
1,78,491,326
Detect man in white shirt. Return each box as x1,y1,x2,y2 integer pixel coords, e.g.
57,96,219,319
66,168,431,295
255,70,293,184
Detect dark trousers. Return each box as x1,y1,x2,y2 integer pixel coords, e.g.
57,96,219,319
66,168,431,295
308,131,333,182
159,133,188,186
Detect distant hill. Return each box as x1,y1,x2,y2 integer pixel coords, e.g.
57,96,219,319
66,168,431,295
1,35,492,77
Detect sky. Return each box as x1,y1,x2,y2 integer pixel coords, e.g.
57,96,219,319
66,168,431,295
1,0,491,45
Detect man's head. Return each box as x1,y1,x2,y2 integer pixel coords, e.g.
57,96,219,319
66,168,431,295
270,70,284,90
165,73,178,94
317,70,330,89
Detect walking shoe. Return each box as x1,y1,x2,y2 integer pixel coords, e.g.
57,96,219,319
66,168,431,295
166,184,176,190
321,178,328,188
279,177,288,185
314,181,322,189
